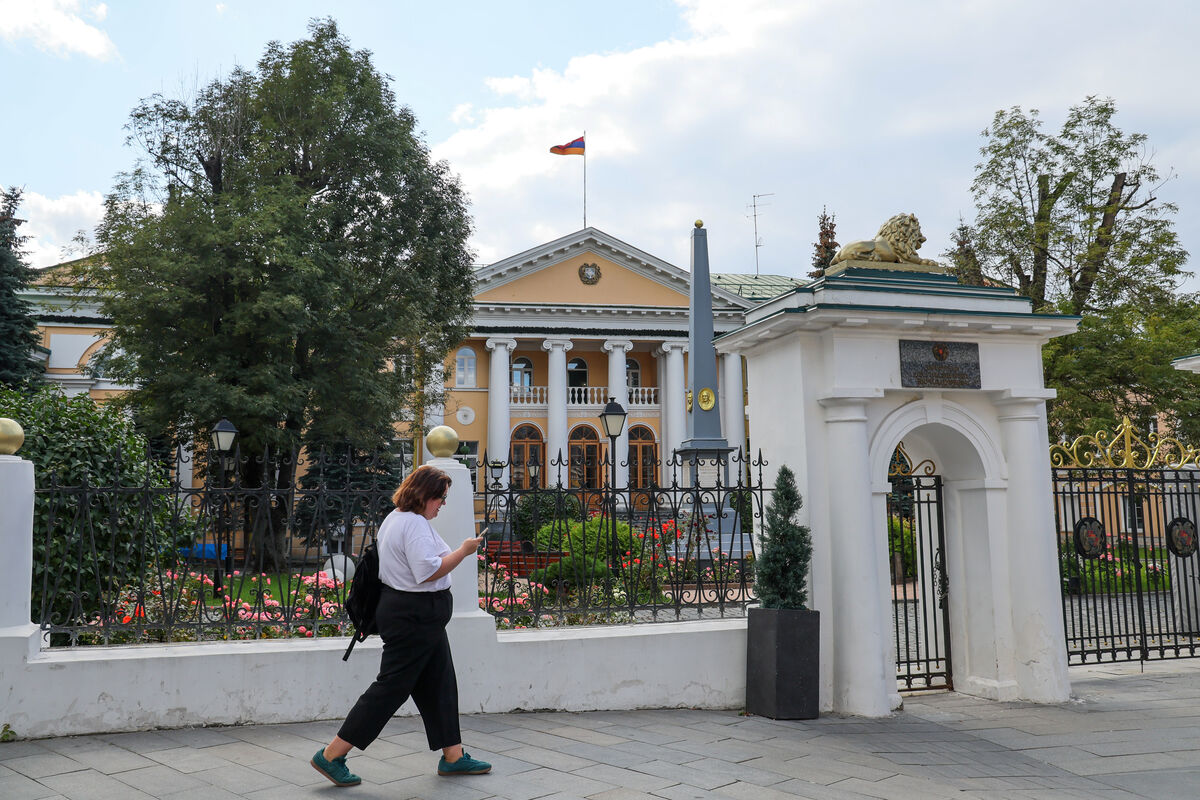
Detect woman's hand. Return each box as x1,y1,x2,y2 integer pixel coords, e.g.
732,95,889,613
459,536,484,554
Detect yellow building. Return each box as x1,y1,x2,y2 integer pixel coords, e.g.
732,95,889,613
25,229,796,491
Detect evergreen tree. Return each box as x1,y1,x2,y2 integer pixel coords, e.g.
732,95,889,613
941,217,986,286
755,465,812,609
808,207,839,279
0,187,43,387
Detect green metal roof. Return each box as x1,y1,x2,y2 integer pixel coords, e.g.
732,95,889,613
710,273,802,301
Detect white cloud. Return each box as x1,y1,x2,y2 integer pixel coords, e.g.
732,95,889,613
0,0,118,60
432,0,1200,279
215,3,226,15
19,190,105,269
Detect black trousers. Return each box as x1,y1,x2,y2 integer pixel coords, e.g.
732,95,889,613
337,587,461,751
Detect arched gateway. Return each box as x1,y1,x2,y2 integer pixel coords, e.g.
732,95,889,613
717,232,1079,716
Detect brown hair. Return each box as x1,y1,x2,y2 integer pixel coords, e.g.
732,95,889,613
392,465,452,512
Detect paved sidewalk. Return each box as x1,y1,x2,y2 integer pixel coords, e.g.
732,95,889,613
5,661,1200,800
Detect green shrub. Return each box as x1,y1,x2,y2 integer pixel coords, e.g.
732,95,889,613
888,516,916,580
511,490,581,541
0,385,192,631
529,553,609,591
533,515,634,563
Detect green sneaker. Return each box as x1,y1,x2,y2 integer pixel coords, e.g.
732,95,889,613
311,748,362,787
438,750,492,776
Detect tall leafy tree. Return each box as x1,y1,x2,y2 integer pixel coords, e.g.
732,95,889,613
967,97,1196,440
808,207,838,279
0,187,44,387
971,96,1186,314
84,19,474,566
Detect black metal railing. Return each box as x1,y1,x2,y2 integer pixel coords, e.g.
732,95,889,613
34,444,400,646
478,450,764,627
1055,467,1200,664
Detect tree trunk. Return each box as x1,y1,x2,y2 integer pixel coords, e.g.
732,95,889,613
1070,172,1126,314
1031,172,1073,310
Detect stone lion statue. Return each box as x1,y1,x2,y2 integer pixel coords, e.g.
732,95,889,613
830,213,941,267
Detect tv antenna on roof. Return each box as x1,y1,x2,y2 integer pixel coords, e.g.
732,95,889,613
746,193,774,276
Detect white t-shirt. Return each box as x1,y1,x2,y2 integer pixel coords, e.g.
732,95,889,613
376,509,453,592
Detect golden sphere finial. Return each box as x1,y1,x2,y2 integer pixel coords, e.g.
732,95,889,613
426,425,460,459
0,418,24,456
694,219,703,228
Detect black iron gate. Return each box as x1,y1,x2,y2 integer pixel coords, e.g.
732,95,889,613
1052,419,1200,664
888,465,952,691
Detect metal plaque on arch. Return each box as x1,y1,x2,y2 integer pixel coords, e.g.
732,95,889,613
899,340,981,389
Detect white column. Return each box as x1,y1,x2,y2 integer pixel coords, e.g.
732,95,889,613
422,361,446,462
604,339,634,488
659,342,687,485
542,337,573,484
485,338,517,484
0,453,35,629
722,352,746,463
819,397,893,716
996,397,1071,702
427,454,489,616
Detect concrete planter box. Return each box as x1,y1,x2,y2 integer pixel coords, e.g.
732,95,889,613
745,606,819,719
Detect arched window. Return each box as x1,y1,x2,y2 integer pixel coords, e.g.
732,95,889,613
510,424,544,489
455,347,476,388
628,425,658,489
568,425,601,490
626,357,641,388
567,357,588,388
511,356,533,388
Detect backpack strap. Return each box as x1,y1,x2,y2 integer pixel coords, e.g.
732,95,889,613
342,634,358,661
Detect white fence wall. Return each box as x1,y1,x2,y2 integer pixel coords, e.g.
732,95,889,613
0,453,748,740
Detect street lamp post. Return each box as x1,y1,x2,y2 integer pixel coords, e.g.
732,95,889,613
527,452,541,490
599,398,627,581
210,419,238,596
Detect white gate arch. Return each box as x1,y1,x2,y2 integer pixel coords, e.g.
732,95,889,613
719,263,1077,716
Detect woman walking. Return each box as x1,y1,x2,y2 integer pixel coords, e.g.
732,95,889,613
311,464,490,786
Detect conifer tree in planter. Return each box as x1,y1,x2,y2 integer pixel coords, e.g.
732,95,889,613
746,464,819,719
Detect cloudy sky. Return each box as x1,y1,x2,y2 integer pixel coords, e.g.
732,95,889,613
2,0,1198,290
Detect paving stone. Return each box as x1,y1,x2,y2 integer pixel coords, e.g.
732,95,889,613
98,730,181,752
546,725,630,747
160,726,243,748
2,753,88,779
0,771,64,800
631,760,736,791
190,761,287,793
471,772,561,800
45,743,157,775
143,745,237,773
515,764,617,796
502,745,598,772
38,768,156,800
378,772,494,800
574,764,678,792
113,763,206,795
0,742,55,761
202,741,292,767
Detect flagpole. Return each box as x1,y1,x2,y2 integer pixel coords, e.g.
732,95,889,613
583,129,587,229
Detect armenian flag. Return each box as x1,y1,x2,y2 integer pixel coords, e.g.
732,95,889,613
550,135,585,156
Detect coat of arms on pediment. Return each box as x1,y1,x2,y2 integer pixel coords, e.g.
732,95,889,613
578,263,601,285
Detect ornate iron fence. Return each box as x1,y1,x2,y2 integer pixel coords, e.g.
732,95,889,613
34,445,400,646
1051,417,1200,664
34,443,767,644
478,451,764,627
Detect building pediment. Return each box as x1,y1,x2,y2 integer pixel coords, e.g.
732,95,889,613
473,228,751,311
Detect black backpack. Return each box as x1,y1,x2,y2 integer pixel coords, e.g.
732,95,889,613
341,542,381,661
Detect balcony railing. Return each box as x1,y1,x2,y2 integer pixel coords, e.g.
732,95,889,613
510,385,660,406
